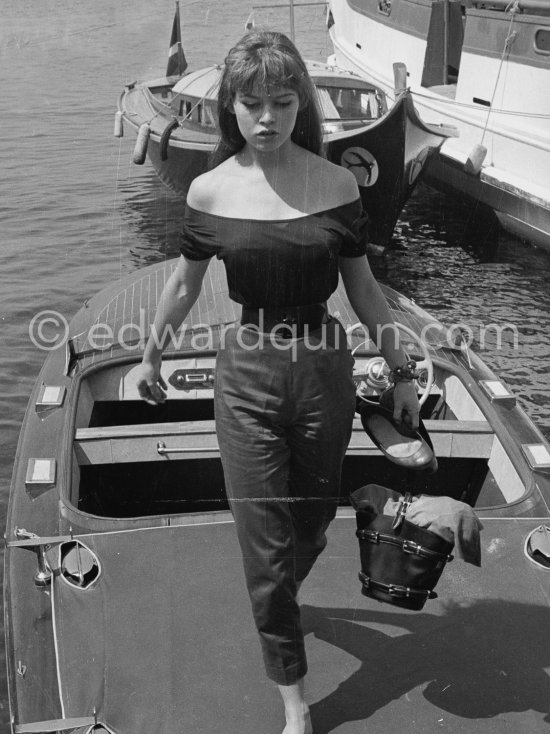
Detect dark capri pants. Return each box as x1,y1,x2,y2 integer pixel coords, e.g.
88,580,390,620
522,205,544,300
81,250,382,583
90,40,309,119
214,318,356,685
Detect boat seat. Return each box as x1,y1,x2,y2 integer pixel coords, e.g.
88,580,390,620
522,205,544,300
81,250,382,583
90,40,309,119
73,418,494,465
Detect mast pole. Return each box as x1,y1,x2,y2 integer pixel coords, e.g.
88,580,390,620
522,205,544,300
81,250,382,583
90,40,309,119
443,0,449,84
289,0,295,43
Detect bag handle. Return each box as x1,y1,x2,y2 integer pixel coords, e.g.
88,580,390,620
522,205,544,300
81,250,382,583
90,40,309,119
391,491,413,530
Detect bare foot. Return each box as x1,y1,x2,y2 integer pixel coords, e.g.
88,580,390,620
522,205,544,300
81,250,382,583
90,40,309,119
278,678,312,734
282,704,312,734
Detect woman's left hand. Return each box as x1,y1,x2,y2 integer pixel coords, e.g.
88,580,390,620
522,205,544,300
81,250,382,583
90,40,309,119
392,381,420,430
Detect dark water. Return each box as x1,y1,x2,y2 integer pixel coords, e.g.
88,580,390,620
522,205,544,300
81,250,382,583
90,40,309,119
376,186,550,434
1,0,549,728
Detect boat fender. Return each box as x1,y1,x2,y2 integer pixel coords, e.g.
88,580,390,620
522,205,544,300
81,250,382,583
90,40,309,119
114,110,124,138
393,62,408,95
464,144,487,176
160,117,179,162
133,123,151,165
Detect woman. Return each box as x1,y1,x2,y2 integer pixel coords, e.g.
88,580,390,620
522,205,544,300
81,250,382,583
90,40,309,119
136,31,419,734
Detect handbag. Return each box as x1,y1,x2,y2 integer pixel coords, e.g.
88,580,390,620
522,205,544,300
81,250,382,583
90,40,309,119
351,485,455,610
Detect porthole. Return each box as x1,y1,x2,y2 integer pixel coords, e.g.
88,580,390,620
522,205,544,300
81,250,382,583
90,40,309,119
535,29,550,55
59,540,101,589
524,525,550,570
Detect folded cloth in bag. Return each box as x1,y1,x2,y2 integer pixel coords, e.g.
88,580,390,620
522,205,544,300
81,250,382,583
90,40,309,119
354,484,484,566
350,484,482,610
384,493,484,566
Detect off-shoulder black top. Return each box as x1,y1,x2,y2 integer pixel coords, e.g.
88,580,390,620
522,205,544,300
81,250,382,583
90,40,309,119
180,198,368,307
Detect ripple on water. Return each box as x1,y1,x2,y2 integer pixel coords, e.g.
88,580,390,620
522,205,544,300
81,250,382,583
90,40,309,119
373,184,550,440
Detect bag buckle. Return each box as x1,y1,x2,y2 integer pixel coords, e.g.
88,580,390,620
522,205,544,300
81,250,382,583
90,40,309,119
356,529,380,543
358,571,371,589
403,539,422,555
388,584,411,598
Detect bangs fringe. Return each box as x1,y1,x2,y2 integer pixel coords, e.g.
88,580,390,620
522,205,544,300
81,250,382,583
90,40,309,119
229,47,305,98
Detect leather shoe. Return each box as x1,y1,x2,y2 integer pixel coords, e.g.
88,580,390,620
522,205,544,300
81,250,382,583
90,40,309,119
356,389,437,473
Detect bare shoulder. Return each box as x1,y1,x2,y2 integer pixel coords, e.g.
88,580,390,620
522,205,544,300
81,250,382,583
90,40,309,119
186,160,234,212
186,170,217,211
318,155,359,199
301,151,360,208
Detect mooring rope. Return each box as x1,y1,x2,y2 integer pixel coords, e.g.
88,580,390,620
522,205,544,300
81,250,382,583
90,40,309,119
479,0,520,146
411,89,550,118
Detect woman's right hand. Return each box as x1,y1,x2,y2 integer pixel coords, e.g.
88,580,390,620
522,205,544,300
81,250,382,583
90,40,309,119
136,358,167,406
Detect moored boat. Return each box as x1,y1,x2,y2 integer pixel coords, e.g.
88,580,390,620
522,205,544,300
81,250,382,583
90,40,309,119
116,4,457,245
327,0,550,250
4,255,550,733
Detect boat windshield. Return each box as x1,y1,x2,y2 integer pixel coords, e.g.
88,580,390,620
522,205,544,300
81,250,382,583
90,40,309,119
175,96,217,127
316,85,383,121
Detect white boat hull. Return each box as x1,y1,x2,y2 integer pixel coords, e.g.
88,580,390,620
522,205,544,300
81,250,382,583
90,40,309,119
328,0,550,250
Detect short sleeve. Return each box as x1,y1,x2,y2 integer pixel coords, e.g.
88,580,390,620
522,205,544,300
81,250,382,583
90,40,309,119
179,207,219,261
339,209,369,258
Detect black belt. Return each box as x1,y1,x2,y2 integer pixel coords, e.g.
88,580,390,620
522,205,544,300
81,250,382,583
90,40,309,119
358,571,438,601
356,529,454,563
241,304,327,338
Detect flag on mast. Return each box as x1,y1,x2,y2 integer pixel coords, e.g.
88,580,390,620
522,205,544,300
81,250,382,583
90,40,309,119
244,11,255,30
166,2,188,77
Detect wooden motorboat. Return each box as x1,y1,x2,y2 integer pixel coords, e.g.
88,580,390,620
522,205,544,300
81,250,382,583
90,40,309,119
5,256,550,733
327,0,550,250
116,6,457,246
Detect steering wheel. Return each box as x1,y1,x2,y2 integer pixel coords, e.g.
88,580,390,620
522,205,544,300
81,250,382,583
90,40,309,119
346,321,434,407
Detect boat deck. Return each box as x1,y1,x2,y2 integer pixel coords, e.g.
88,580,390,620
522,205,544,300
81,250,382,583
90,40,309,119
49,515,550,733
68,257,460,373
8,257,550,733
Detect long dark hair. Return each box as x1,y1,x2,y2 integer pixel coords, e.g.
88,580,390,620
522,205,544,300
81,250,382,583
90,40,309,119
210,31,324,168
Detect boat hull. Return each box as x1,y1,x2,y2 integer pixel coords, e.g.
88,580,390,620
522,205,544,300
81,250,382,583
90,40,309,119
423,153,550,249
327,0,550,250
146,136,209,194
326,92,454,244
6,516,550,733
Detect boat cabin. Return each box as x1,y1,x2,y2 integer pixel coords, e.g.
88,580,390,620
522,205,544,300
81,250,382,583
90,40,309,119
169,66,221,130
163,62,387,137
334,0,550,103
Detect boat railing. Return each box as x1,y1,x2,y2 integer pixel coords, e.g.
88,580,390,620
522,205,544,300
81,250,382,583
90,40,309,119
470,0,550,14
